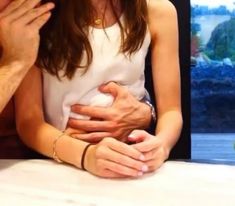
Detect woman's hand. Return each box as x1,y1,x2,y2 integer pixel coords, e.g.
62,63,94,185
67,82,152,143
128,130,170,172
0,0,54,68
83,137,149,178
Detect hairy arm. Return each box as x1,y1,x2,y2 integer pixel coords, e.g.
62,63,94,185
0,0,54,113
0,61,30,113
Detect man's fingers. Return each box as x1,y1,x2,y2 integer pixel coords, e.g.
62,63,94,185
99,82,119,97
72,132,112,143
64,127,86,136
19,3,54,26
28,12,51,30
71,104,110,119
67,118,115,132
4,0,41,21
99,82,128,99
0,0,26,18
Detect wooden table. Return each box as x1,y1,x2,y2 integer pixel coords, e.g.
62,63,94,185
0,159,235,206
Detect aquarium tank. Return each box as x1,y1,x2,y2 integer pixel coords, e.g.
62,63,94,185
191,0,235,160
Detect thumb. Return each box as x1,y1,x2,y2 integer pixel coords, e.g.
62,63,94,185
128,130,147,143
99,82,119,98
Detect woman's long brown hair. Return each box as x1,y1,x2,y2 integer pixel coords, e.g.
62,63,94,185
38,0,148,79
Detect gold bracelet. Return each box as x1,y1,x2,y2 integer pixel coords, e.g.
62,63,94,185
52,132,65,163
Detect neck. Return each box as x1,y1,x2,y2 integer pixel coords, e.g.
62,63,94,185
90,0,121,26
91,0,121,14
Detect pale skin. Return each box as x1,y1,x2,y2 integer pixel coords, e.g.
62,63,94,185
0,0,55,113
15,0,182,177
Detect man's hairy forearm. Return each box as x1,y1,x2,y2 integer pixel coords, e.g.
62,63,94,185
0,62,30,113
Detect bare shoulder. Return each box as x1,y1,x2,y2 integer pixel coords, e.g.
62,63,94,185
148,0,177,22
147,0,178,38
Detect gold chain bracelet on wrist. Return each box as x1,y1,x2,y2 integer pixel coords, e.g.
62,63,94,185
52,132,65,163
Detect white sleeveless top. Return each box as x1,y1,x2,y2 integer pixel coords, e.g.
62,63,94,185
43,16,151,130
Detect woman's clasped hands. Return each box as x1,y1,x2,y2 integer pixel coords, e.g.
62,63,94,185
82,130,170,178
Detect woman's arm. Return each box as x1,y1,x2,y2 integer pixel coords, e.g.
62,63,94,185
129,0,183,171
150,0,182,150
14,67,86,166
15,67,148,178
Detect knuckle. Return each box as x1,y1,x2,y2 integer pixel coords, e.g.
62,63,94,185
31,8,40,16
24,2,34,11
102,137,113,145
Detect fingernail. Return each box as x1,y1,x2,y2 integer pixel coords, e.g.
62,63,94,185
128,134,136,139
47,3,55,9
139,155,145,161
137,172,143,177
142,165,149,172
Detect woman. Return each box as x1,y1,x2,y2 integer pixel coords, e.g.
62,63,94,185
15,0,182,178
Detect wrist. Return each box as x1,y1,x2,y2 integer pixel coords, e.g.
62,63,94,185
83,144,96,171
157,133,172,160
140,97,157,130
139,101,152,129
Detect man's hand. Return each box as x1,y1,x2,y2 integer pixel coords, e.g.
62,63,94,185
0,0,54,68
66,82,152,143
